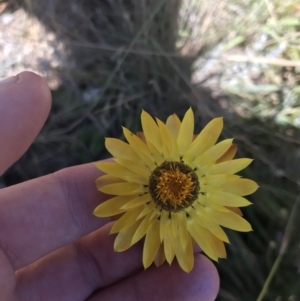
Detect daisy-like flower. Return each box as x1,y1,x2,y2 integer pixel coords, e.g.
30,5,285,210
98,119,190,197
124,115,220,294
93,108,258,273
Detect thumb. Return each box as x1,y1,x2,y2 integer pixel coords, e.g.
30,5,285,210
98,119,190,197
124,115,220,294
0,72,51,175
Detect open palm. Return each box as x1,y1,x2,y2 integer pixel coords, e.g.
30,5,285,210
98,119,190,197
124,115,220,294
0,72,219,301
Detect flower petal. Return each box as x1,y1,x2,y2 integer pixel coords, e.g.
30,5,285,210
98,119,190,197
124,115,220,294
216,144,237,163
95,175,125,189
175,233,194,273
196,195,230,212
156,118,179,161
121,193,151,209
207,158,253,175
137,202,155,219
141,110,162,151
177,108,194,156
184,117,223,162
188,207,229,243
187,219,218,261
173,211,188,249
147,141,164,165
114,158,150,177
200,185,223,194
154,243,166,267
96,162,148,184
123,127,155,169
105,138,142,163
159,210,169,242
227,206,243,216
99,182,144,196
163,218,176,264
149,207,160,220
208,191,252,207
143,220,161,269
166,113,181,138
208,223,229,244
93,196,134,217
192,139,233,171
114,219,142,252
110,207,143,234
132,212,155,245
218,179,259,196
208,210,252,232
201,174,241,186
213,238,227,258
136,131,146,143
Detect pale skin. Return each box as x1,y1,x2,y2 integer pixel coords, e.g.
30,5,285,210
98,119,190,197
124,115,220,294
0,71,219,301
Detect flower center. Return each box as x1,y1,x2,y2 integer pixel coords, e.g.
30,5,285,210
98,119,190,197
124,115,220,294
148,161,200,212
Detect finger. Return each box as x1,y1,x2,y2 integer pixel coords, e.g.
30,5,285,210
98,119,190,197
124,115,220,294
0,248,16,300
15,222,219,301
16,222,144,301
0,163,108,270
0,72,51,174
88,254,219,301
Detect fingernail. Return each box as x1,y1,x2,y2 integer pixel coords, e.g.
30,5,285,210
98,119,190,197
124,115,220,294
0,75,19,88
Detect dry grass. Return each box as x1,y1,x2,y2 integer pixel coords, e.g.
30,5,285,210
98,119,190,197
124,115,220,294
1,0,300,300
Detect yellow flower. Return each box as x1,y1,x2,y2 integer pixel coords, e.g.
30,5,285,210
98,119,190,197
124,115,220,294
93,108,258,273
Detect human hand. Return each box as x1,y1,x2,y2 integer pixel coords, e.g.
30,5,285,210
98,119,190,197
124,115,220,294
0,72,219,301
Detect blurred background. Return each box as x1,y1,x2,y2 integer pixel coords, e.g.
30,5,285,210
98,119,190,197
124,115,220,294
0,0,300,300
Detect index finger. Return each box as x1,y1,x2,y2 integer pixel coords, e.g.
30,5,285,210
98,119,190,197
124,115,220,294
0,72,51,174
